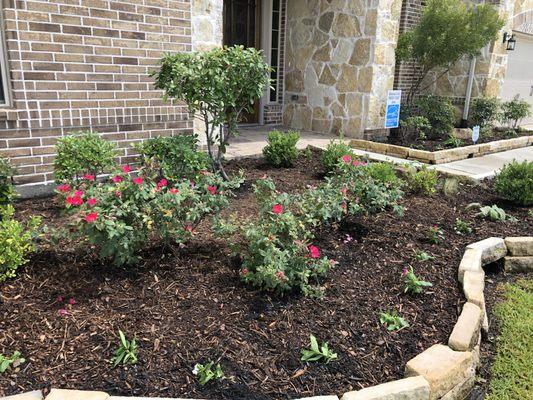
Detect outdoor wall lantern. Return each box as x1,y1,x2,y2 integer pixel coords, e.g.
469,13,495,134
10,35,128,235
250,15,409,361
503,32,516,51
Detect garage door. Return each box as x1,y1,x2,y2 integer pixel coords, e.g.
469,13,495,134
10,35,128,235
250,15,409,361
501,32,533,127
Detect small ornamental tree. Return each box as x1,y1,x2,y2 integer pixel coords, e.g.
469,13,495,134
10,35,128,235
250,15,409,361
153,46,271,179
396,0,503,104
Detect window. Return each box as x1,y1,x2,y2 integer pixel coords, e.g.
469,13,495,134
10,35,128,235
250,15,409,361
0,10,11,106
269,0,281,102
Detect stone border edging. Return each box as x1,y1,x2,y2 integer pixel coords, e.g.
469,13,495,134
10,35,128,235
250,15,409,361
349,136,533,165
3,238,532,400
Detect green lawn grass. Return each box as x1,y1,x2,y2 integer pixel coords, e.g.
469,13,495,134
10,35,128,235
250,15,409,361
486,279,533,400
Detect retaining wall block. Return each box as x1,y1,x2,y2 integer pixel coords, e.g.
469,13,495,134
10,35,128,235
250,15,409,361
341,376,430,400
45,389,109,400
448,302,482,351
466,237,506,265
405,344,473,400
457,248,483,284
2,392,43,400
505,237,533,256
504,256,533,273
462,270,485,309
295,397,339,400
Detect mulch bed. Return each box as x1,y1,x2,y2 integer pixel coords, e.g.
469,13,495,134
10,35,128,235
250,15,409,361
384,129,531,152
1,149,532,399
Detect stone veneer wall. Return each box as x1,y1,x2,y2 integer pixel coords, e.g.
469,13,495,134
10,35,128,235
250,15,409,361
0,0,193,186
283,0,402,138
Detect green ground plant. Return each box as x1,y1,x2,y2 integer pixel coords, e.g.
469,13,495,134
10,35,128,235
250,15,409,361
380,311,409,331
54,131,117,182
262,130,300,167
486,280,532,400
192,362,224,386
454,218,472,235
414,250,434,262
402,266,433,294
405,166,438,195
111,330,138,367
300,335,337,364
0,351,25,373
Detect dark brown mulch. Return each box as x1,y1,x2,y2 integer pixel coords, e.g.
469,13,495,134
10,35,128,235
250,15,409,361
1,149,531,399
385,129,531,152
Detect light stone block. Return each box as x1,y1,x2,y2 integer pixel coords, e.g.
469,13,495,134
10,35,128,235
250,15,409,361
448,302,482,351
504,256,533,273
295,397,339,400
504,237,533,256
405,344,473,400
45,389,109,400
341,376,430,400
462,270,485,308
2,392,43,400
457,248,483,283
439,367,476,400
466,237,507,265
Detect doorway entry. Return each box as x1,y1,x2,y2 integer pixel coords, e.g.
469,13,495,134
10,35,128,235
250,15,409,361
223,0,261,123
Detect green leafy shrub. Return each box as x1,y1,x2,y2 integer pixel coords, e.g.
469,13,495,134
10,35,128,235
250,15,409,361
443,133,463,148
322,139,353,173
470,97,500,127
58,166,242,266
300,335,337,364
494,161,533,206
262,130,300,167
0,206,41,282
135,134,208,181
405,165,438,195
400,115,431,141
154,46,270,179
416,95,456,138
0,157,16,207
499,96,531,130
54,131,117,182
220,157,403,296
365,162,403,189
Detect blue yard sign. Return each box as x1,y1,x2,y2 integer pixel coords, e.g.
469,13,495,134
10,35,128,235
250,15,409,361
385,90,402,129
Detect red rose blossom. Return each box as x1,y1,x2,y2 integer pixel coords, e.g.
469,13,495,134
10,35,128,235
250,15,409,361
73,190,83,197
57,183,71,193
122,165,132,173
87,198,97,207
83,174,95,181
308,244,320,259
170,188,179,194
66,196,83,206
157,178,168,189
272,204,283,214
207,185,216,195
133,177,143,185
112,175,123,183
85,212,99,223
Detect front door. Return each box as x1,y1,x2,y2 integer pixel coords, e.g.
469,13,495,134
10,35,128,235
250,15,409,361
223,0,261,123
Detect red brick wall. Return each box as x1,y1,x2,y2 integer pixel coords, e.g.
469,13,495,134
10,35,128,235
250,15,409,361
0,0,193,186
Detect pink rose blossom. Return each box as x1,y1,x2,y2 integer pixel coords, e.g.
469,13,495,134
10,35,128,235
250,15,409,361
83,174,95,181
207,185,216,195
69,298,76,305
112,175,123,183
133,177,143,185
87,198,97,207
308,245,320,259
122,165,132,173
342,154,352,164
57,184,71,193
58,308,68,316
85,212,99,223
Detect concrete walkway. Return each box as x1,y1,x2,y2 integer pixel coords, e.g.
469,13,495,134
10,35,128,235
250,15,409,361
229,126,533,180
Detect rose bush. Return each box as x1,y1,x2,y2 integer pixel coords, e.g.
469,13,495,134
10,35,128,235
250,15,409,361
218,157,404,297
57,166,242,266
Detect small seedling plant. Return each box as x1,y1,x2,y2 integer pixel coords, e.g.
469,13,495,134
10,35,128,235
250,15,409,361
427,226,445,244
380,311,409,331
300,334,337,364
454,218,472,235
111,330,138,366
466,203,517,222
192,362,224,386
414,250,434,262
403,266,433,294
0,351,25,373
